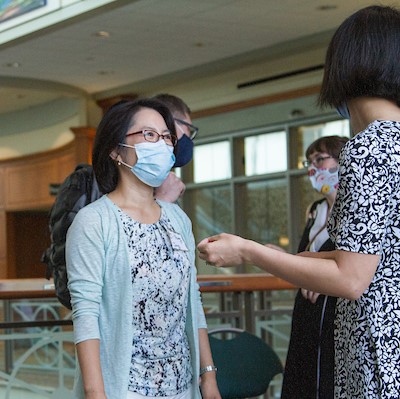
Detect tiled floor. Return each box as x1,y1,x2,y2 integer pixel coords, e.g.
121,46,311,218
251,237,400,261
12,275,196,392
0,387,46,399
0,386,73,399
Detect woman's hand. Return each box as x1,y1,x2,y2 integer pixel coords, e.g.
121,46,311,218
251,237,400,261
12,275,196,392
197,233,248,267
301,288,321,304
200,372,221,399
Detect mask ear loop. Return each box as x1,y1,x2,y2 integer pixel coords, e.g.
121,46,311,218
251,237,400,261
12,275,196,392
109,151,123,166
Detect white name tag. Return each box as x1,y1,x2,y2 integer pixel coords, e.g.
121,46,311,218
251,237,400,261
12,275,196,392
167,229,188,251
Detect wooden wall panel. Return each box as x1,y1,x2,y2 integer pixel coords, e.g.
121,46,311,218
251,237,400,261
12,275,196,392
0,127,95,279
0,211,6,279
4,152,76,210
0,169,4,209
13,212,51,278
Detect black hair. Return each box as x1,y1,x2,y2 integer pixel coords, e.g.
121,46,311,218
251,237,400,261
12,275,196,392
92,98,176,193
305,135,349,160
319,5,400,108
152,93,191,116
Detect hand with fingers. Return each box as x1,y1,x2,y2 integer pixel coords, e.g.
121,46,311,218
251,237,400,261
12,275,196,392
197,233,248,267
301,288,321,304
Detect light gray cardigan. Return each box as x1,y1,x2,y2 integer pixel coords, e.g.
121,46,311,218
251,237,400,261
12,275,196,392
66,195,206,399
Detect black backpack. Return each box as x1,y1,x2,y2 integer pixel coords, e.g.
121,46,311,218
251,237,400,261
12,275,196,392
41,164,103,309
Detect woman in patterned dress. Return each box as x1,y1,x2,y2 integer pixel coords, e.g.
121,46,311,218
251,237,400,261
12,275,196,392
198,5,400,398
66,99,220,399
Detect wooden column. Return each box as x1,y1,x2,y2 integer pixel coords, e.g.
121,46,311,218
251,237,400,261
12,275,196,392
70,126,96,165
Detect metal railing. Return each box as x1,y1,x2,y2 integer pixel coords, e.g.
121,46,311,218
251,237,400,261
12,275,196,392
0,275,296,399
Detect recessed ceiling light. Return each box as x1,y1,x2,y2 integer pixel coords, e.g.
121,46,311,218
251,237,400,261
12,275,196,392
97,70,114,75
95,31,110,38
4,62,21,68
317,5,337,11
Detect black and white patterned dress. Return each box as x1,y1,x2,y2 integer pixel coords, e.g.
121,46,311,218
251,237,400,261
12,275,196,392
118,208,192,397
328,120,400,398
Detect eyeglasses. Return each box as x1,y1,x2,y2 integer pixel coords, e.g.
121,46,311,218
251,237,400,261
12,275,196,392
126,129,177,147
175,118,199,140
302,156,333,168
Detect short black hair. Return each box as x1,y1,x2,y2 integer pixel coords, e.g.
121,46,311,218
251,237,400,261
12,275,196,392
305,135,349,160
152,93,191,116
92,98,176,193
319,5,400,108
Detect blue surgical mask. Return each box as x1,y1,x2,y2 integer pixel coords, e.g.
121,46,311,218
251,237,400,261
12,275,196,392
174,134,194,167
118,141,175,187
336,103,350,119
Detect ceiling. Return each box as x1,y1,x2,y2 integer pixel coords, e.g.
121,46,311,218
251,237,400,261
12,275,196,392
0,0,394,115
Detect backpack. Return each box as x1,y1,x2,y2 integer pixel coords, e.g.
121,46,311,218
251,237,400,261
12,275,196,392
41,164,103,309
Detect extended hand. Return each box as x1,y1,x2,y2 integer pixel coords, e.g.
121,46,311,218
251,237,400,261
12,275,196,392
197,233,247,267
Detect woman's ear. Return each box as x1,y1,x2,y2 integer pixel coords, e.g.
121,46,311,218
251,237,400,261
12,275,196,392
109,149,119,161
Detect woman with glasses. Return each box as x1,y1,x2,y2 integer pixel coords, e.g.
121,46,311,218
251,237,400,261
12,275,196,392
198,5,400,398
281,135,348,399
66,99,220,399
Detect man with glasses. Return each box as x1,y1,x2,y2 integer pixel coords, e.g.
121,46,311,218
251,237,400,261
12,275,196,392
153,93,198,202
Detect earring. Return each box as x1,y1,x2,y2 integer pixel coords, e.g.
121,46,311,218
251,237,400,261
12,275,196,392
117,160,121,166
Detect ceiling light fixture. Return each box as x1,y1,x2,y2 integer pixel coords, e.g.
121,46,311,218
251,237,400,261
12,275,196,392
5,62,21,68
95,31,110,38
97,70,114,75
317,5,337,11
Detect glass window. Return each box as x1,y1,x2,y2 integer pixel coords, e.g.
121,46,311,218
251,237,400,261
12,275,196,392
290,174,321,251
236,178,288,272
184,185,232,274
294,120,350,169
193,141,231,183
237,178,288,246
244,131,287,176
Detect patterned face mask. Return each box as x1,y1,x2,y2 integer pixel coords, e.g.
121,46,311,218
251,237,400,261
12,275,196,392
308,165,339,195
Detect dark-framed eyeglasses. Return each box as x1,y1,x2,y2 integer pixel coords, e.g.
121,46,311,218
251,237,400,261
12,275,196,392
302,156,333,168
125,129,177,147
174,118,199,140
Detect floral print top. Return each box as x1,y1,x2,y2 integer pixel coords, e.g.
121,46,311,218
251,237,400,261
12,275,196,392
328,120,400,398
118,207,192,396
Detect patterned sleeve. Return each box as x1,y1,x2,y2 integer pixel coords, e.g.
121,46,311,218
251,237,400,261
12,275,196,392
328,128,398,254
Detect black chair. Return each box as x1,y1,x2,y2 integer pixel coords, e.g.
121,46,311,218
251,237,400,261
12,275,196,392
208,327,283,399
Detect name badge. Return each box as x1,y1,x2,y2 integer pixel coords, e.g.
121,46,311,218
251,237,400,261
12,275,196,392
167,229,188,251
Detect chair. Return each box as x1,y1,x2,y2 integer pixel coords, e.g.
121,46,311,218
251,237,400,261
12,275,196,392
208,327,283,399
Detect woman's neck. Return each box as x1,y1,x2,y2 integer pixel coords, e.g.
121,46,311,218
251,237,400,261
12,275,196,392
108,178,161,223
348,97,400,134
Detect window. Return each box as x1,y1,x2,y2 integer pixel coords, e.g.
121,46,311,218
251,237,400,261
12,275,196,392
193,141,231,183
294,120,350,169
182,109,350,269
244,131,287,175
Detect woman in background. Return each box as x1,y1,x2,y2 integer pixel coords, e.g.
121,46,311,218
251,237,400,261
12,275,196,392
281,135,348,399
